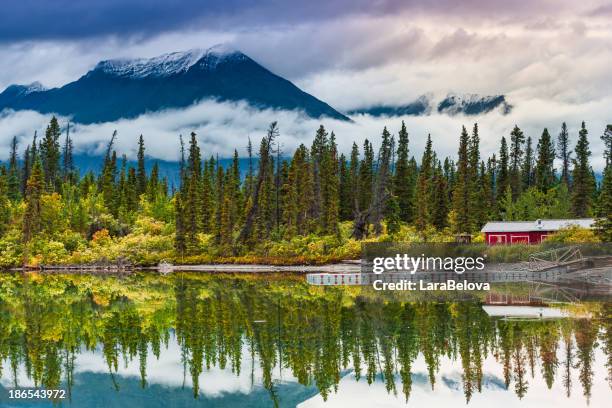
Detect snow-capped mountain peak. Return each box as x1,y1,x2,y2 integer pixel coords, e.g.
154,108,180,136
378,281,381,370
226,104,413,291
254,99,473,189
22,81,47,93
0,45,348,123
93,49,207,78
438,93,512,115
3,81,47,96
92,45,247,79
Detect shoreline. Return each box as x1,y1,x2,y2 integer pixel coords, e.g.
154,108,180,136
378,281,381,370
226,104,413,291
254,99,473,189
6,260,363,274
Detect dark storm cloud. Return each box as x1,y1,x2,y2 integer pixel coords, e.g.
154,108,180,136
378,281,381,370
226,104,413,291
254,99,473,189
0,0,581,42
0,0,391,41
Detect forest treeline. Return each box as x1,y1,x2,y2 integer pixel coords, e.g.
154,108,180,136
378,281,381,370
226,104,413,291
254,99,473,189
0,117,610,265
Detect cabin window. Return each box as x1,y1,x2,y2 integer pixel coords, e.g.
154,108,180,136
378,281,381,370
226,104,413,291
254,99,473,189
488,234,506,244
510,235,530,244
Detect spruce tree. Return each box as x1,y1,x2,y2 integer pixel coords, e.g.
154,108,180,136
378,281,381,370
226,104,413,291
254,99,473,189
136,135,147,197
40,116,61,191
338,154,352,220
594,125,612,239
322,131,340,235
468,123,480,175
7,136,21,200
509,125,525,199
126,167,138,212
62,122,75,183
497,137,510,208
245,137,254,200
485,157,497,219
534,128,556,192
595,164,612,240
415,135,434,231
311,125,328,224
521,136,534,190
174,192,187,258
238,122,278,245
371,127,394,235
201,158,214,233
557,122,571,187
229,149,243,226
116,156,128,217
431,162,449,229
468,123,481,226
21,144,31,196
185,132,202,242
452,126,471,233
0,168,10,236
147,162,160,200
571,122,593,217
358,139,374,213
214,165,225,244
179,134,186,192
349,142,360,214
394,121,414,223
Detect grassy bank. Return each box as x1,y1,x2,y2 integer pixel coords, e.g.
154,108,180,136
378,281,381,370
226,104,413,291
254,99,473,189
0,213,600,268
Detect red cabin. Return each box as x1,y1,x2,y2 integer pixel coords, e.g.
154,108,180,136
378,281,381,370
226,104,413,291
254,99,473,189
481,219,595,245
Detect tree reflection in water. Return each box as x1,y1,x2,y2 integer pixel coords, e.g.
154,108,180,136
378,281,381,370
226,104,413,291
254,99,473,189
0,272,610,406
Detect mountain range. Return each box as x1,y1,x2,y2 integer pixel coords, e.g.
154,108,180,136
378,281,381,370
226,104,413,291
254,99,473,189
348,93,512,117
0,45,513,124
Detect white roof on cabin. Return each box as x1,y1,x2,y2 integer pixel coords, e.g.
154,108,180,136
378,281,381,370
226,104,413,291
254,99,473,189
481,218,595,233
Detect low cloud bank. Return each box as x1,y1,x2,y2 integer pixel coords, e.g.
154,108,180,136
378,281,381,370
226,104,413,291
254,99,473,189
0,96,609,171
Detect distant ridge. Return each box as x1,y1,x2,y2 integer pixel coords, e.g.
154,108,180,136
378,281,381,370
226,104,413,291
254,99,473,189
347,93,512,118
0,45,349,124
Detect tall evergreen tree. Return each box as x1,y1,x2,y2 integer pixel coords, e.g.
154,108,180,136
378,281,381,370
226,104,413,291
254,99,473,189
349,142,360,215
596,163,612,240
213,165,225,244
358,139,374,214
147,162,160,200
185,132,202,243
7,136,21,200
534,128,556,192
21,144,31,196
509,125,525,199
371,127,394,235
136,135,147,197
431,162,449,229
468,123,482,226
40,116,62,191
452,126,472,233
497,137,510,208
62,122,75,183
394,121,414,223
571,122,593,217
0,168,11,236
321,132,340,234
521,136,534,190
238,122,278,245
557,122,571,187
174,192,187,258
415,135,434,231
338,154,352,220
594,125,612,240
311,125,328,224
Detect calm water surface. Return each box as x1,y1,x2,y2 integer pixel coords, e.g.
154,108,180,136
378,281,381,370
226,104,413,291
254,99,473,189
0,272,610,407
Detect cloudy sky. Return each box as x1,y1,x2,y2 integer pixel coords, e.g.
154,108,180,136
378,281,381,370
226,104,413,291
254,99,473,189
0,0,611,168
